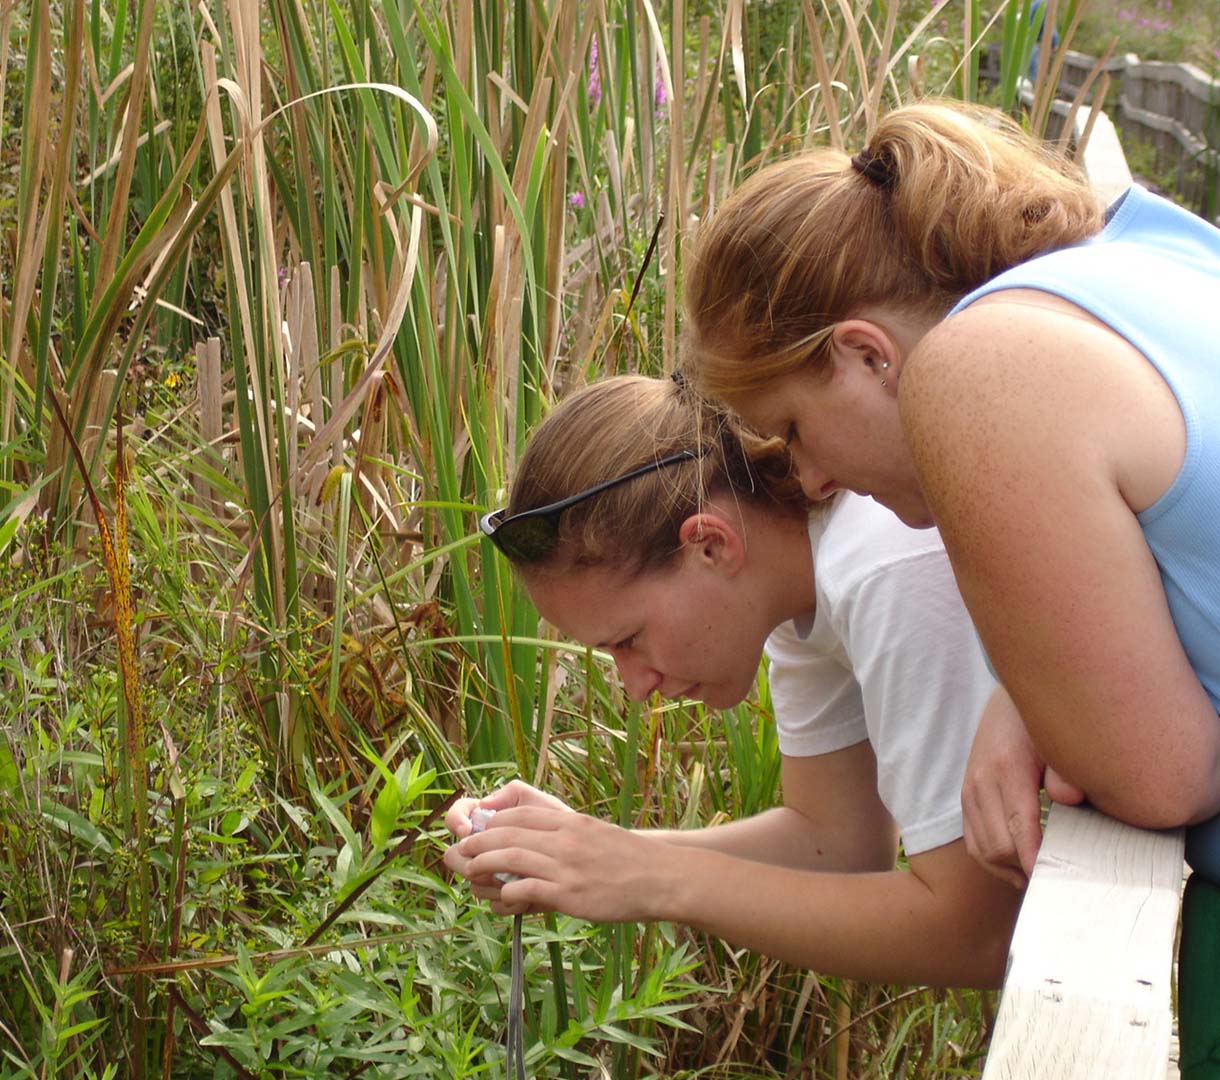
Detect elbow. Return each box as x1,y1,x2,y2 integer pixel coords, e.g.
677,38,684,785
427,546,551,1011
1087,760,1220,832
961,900,1018,989
972,922,1014,990
926,884,1020,990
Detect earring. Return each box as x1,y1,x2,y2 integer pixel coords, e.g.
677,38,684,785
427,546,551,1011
880,360,890,388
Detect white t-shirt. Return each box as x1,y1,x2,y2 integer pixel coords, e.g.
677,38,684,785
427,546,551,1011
765,493,995,855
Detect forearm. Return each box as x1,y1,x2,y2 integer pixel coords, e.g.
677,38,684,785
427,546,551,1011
643,841,1018,988
641,807,892,873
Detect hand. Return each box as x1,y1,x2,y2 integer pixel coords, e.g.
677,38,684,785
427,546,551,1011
961,686,1049,889
444,781,578,907
446,806,673,922
444,779,574,840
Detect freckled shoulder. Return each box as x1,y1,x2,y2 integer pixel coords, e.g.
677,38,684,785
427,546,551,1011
897,292,1217,830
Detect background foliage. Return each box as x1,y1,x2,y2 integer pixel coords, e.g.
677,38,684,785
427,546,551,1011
0,1,1111,1076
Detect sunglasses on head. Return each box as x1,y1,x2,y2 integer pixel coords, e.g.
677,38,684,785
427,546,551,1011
479,449,703,563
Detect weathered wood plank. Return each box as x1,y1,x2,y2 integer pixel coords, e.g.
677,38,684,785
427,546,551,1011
983,804,1185,1080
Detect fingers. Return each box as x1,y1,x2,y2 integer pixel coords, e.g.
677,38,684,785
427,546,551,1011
445,797,482,838
1008,803,1043,880
962,780,1041,890
478,779,538,812
443,786,585,917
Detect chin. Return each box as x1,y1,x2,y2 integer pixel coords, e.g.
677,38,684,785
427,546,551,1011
702,683,751,711
872,493,936,530
897,509,937,529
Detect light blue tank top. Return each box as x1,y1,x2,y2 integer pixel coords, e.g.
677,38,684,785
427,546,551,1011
951,186,1220,879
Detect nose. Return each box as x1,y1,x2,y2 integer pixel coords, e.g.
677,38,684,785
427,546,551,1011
795,457,837,502
613,652,662,702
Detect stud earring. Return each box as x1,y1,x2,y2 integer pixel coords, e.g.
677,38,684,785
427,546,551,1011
880,360,890,388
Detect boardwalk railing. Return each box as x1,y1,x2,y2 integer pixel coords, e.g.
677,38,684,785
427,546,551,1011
1057,50,1219,218
982,102,1187,1080
983,805,1185,1079
981,45,1220,217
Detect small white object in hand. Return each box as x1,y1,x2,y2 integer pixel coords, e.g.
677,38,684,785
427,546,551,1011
469,807,520,883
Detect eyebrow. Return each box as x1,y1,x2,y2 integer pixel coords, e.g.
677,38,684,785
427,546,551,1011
593,629,632,650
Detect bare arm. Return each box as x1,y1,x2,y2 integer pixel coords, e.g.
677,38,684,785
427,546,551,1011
450,806,1018,988
902,295,1220,829
446,749,1018,988
645,744,898,873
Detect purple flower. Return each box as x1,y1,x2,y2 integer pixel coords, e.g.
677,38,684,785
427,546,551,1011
1117,8,1133,19
568,191,585,209
588,38,601,105
654,61,667,109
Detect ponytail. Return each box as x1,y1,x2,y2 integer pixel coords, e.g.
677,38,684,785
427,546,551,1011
683,99,1104,400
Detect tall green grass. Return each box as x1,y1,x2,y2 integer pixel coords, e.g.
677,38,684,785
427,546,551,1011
0,1,1108,1075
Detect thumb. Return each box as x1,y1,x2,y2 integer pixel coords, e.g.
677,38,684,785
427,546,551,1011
1044,766,1086,806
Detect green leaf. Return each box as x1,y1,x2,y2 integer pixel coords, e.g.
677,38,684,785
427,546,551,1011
41,804,113,854
370,778,400,850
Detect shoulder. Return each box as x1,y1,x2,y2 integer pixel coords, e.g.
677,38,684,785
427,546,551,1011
902,290,1182,516
815,494,948,598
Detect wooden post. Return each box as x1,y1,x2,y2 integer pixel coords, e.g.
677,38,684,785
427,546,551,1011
983,804,1184,1079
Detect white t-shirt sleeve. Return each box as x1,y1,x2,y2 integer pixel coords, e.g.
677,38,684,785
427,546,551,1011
766,495,996,857
765,617,867,756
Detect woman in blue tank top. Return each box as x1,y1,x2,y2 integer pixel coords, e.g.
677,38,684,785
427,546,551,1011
679,99,1220,1075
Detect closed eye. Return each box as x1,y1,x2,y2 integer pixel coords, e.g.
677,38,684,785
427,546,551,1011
612,633,638,652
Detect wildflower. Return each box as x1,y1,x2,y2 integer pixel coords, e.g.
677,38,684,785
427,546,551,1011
1117,8,1133,20
654,61,667,109
588,37,601,105
568,191,585,210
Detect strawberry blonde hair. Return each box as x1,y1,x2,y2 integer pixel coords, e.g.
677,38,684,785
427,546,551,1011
682,100,1105,399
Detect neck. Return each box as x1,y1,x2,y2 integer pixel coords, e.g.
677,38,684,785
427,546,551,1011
732,498,816,628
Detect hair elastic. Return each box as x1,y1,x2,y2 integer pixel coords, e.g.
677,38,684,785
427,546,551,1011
851,147,895,188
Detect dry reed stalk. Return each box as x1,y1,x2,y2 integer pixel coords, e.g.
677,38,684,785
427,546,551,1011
804,0,845,151
11,1,51,466
835,984,852,1079
328,266,344,467
95,0,155,292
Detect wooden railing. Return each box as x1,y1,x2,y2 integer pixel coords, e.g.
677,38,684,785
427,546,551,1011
983,805,1185,1079
1057,50,1219,217
982,103,1187,1079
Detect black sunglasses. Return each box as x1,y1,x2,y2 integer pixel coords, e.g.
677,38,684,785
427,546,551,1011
479,449,703,562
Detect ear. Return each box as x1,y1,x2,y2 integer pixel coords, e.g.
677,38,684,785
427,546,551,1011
831,319,902,392
677,512,747,576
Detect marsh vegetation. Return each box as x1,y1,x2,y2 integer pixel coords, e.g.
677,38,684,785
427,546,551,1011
0,2,1104,1076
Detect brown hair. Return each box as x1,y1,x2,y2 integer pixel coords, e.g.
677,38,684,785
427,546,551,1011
683,99,1105,399
503,374,806,575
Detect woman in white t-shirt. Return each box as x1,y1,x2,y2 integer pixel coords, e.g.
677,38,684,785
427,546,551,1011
446,374,1019,988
